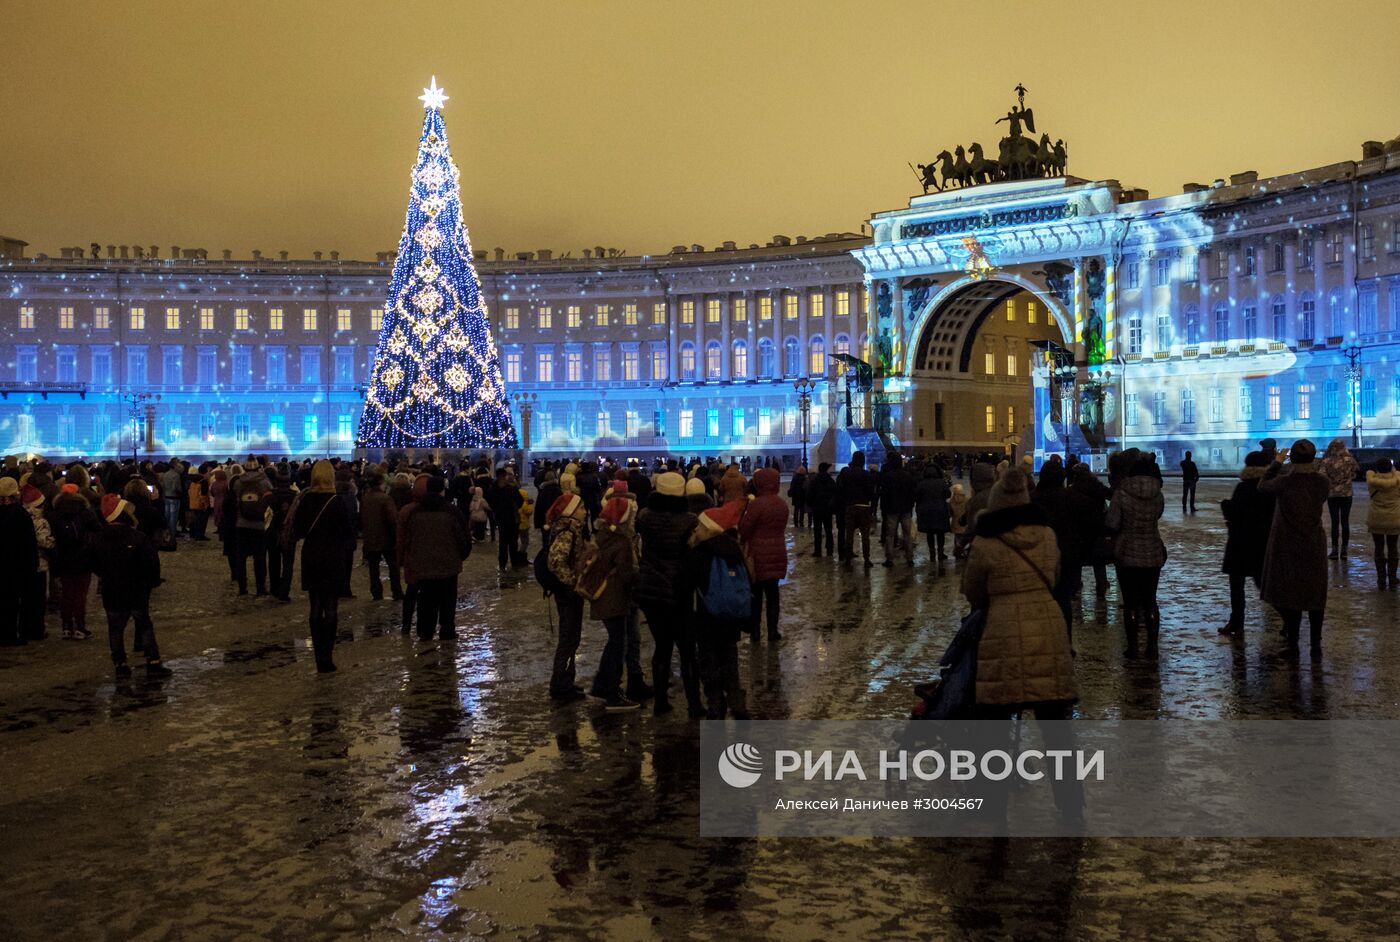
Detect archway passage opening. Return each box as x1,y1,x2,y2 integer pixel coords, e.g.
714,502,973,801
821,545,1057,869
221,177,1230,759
908,280,1069,458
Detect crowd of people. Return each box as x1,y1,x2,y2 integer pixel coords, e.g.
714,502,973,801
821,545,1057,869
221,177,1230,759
1,436,1396,716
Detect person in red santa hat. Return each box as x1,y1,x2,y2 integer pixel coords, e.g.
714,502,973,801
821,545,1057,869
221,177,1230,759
583,494,641,711
683,499,752,719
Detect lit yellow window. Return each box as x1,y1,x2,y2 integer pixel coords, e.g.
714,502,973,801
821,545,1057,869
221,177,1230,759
94,307,110,329
303,308,318,331
1006,353,1017,377
784,295,798,320
733,298,747,321
835,290,850,316
165,307,180,330
1027,301,1037,324
681,300,695,325
809,292,824,318
235,308,250,330
985,351,995,375
130,307,146,330
59,307,74,330
504,306,520,329
337,308,352,331
1007,406,1016,431
371,308,384,331
985,405,995,433
706,299,721,323
623,303,638,326
270,307,284,331
566,305,581,328
19,306,35,329
1006,300,1015,322
595,304,610,327
652,303,666,325
759,296,773,321
200,307,215,330
538,306,553,329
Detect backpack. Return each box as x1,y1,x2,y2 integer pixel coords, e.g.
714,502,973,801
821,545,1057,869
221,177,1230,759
238,486,267,523
572,542,608,601
697,554,751,620
533,525,568,596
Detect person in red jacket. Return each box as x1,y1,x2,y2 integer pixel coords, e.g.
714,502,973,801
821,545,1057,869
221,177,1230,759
739,467,789,642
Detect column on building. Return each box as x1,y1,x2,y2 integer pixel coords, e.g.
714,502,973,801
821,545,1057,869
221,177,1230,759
1311,228,1328,338
1225,241,1241,345
1341,224,1358,334
720,293,732,380
1071,257,1087,360
1282,233,1298,343
666,291,679,383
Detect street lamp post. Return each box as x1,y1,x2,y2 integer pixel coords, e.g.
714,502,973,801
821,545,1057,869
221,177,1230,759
793,377,816,469
513,392,537,472
121,392,158,461
1342,344,1363,449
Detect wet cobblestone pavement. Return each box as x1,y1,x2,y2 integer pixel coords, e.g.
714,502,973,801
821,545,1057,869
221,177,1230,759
4,479,1400,941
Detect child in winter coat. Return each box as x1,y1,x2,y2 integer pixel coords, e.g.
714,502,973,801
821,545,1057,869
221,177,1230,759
468,486,490,542
517,488,535,558
949,483,970,558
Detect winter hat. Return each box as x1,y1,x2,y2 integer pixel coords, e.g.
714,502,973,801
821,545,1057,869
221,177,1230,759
559,472,579,494
102,494,133,523
987,467,1030,512
599,495,635,529
694,499,745,541
20,484,43,507
684,477,707,497
564,462,580,476
60,482,79,494
610,479,628,496
951,483,965,497
1244,451,1269,468
1282,436,1316,461
0,477,18,499
546,493,583,524
654,471,686,497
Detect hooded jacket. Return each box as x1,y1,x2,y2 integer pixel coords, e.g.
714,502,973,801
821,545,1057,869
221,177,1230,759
1259,462,1329,611
1105,474,1166,568
681,522,750,641
962,503,1075,706
588,520,638,622
48,490,100,576
1318,439,1359,498
634,493,698,607
739,467,789,581
398,493,471,583
913,472,952,533
96,517,160,610
1366,468,1400,536
233,468,272,531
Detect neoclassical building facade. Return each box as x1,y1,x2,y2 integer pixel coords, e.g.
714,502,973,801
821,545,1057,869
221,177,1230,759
3,136,1400,467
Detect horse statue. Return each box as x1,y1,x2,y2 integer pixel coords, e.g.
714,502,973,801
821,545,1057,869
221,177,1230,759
952,145,972,188
968,142,1000,185
1035,134,1055,177
933,150,957,190
997,135,1036,180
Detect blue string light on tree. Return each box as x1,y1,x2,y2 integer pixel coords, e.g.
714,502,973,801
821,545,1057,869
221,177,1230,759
357,77,518,451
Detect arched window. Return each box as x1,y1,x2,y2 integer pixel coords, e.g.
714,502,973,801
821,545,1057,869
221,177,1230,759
809,336,826,375
732,340,748,378
1184,304,1200,346
705,340,722,379
784,337,801,377
1298,291,1315,342
758,338,775,378
834,333,851,356
679,341,696,381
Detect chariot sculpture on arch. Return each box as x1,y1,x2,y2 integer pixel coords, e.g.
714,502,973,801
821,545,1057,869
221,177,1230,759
914,85,1068,193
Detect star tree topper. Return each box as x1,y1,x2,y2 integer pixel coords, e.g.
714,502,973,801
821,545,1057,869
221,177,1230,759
419,76,449,111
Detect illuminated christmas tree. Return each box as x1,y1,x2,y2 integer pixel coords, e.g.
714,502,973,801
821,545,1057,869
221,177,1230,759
357,78,517,451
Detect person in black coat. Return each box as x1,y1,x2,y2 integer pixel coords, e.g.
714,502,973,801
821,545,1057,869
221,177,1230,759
1066,464,1113,598
0,478,39,646
682,502,751,720
534,471,562,534
289,461,355,673
806,463,838,558
634,472,700,717
837,452,876,564
49,485,101,639
913,467,952,561
1180,451,1200,514
486,468,525,570
1031,462,1077,632
95,495,170,678
1219,451,1275,636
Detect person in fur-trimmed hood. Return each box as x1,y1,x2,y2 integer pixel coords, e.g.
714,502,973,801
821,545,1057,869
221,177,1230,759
585,496,641,711
1219,452,1275,635
962,467,1075,710
1366,457,1400,589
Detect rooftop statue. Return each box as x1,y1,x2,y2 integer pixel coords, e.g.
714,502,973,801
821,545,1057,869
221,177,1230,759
915,86,1067,193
